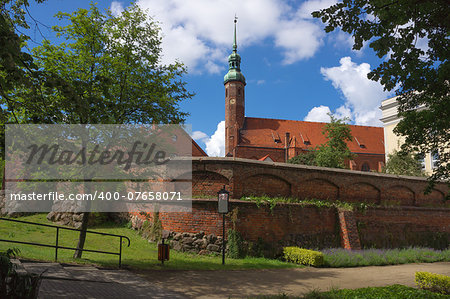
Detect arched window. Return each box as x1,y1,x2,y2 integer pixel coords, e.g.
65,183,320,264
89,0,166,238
361,163,370,172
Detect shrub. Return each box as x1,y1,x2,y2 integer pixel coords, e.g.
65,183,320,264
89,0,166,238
415,271,450,295
150,211,163,242
322,247,450,268
304,284,447,298
138,211,162,242
227,229,245,259
0,248,43,298
283,247,324,266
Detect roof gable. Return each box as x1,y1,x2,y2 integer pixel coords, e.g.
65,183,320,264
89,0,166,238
239,117,384,154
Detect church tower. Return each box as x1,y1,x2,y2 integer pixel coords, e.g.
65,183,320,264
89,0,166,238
224,17,246,157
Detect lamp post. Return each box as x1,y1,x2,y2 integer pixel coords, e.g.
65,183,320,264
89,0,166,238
217,185,229,265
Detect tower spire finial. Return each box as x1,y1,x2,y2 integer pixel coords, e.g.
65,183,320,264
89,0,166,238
233,15,238,52
223,14,245,86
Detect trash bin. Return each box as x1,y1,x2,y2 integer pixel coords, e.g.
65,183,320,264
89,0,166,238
158,239,169,263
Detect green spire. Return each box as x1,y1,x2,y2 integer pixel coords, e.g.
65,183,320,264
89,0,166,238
233,17,237,52
224,16,246,85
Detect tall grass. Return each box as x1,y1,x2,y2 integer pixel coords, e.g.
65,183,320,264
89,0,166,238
322,247,450,267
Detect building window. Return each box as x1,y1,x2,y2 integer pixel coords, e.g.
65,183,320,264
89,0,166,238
172,135,177,142
361,163,370,172
431,150,440,169
416,152,426,170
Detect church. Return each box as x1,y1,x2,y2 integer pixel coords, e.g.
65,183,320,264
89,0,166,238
223,20,385,172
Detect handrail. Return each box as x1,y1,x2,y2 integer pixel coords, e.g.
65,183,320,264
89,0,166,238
0,217,130,267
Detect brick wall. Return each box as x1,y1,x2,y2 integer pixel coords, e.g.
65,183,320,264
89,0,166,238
136,157,449,252
354,207,450,249
135,199,449,251
185,157,448,208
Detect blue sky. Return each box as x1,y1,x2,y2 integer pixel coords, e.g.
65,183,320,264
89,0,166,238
24,0,394,156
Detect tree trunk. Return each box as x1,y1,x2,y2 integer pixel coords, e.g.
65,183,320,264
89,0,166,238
73,130,90,259
73,212,89,258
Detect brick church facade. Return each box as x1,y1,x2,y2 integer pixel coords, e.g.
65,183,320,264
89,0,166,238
223,20,385,172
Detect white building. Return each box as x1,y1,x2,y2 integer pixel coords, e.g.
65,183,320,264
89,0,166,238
380,96,439,175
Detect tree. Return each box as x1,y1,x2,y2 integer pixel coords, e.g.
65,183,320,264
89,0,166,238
0,0,47,158
288,114,353,169
315,115,354,168
288,150,317,166
313,1,449,189
29,3,191,125
10,3,193,258
383,150,425,177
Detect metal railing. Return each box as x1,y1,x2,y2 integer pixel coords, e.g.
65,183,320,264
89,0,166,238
0,217,130,267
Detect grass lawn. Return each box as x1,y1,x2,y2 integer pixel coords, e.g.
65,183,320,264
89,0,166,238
253,285,448,298
0,214,298,270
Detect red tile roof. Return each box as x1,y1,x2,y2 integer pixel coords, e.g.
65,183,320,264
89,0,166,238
239,117,384,154
258,154,272,161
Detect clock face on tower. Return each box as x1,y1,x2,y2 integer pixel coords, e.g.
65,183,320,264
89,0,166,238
230,98,236,104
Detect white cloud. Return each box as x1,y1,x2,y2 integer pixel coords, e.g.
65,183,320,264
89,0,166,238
296,0,337,19
316,57,392,126
191,130,209,142
304,105,332,122
335,105,352,120
110,1,124,16
204,121,225,157
191,122,226,157
275,20,324,64
134,0,336,72
304,104,352,123
331,30,355,51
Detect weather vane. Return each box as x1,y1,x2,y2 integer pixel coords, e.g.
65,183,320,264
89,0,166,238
234,14,238,23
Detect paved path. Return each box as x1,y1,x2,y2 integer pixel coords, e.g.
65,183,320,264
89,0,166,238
19,261,450,298
19,261,187,298
136,262,450,298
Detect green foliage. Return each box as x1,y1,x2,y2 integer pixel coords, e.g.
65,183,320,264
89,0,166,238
150,211,162,243
28,3,192,124
240,196,361,211
0,0,46,158
303,284,448,299
313,0,449,191
227,229,245,259
322,247,450,268
315,114,353,169
383,150,426,177
0,247,43,298
283,247,324,267
288,150,317,166
416,272,450,295
288,115,353,169
1,2,193,158
139,212,162,242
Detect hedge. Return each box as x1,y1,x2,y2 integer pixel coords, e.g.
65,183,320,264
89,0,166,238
415,271,450,295
283,247,324,266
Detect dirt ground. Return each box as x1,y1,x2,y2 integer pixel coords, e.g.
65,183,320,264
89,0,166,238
136,262,450,298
